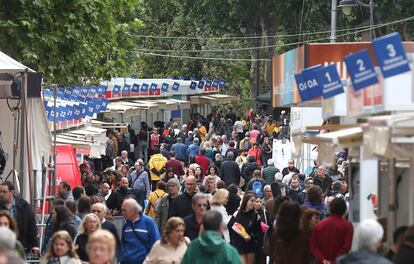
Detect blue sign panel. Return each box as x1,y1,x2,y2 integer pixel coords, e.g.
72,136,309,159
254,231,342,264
218,79,225,89
85,103,96,117
295,65,323,101
122,84,131,96
150,83,157,93
212,80,219,89
112,85,121,95
57,88,65,99
372,32,410,78
65,105,74,121
344,49,378,91
315,64,344,99
80,86,89,98
172,82,180,91
205,80,212,89
141,83,149,92
131,83,139,93
73,105,81,119
79,103,87,118
72,86,81,96
63,87,73,99
179,76,185,80
190,81,197,90
96,85,107,96
161,83,169,92
197,81,205,89
87,86,97,98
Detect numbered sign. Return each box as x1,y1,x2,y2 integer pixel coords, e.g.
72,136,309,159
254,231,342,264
315,64,344,99
197,81,205,89
131,83,140,95
172,82,180,91
149,83,157,93
161,83,169,92
295,65,323,101
344,49,378,91
122,84,131,96
141,83,149,92
190,81,197,90
372,32,410,78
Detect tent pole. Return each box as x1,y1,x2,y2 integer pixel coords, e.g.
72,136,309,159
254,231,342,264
18,72,26,195
52,84,57,197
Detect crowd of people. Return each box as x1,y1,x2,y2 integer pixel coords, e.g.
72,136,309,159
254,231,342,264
0,108,412,264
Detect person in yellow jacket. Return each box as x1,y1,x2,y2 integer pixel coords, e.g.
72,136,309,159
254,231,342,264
263,115,277,137
145,181,167,218
197,122,207,141
148,149,167,191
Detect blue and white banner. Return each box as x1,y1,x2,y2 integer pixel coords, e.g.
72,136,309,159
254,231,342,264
315,64,344,99
150,83,157,93
295,65,323,101
161,83,169,92
344,49,378,91
122,84,131,96
197,81,205,89
172,82,180,91
141,83,149,92
372,32,410,78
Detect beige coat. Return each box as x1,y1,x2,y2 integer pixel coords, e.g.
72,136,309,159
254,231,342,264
143,238,190,264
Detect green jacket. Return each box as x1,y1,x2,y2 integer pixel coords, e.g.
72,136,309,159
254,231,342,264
181,231,242,264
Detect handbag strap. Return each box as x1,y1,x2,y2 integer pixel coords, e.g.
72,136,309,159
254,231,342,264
127,221,151,253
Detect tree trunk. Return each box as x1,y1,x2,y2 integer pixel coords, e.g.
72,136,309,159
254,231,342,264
247,30,259,100
259,3,277,95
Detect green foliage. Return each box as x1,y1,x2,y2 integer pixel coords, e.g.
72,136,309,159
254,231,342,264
0,0,142,85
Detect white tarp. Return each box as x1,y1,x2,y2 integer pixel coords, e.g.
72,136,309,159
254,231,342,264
0,51,51,201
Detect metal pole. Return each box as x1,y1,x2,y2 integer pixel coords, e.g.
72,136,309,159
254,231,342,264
256,31,260,101
52,84,57,197
330,0,337,43
369,0,374,39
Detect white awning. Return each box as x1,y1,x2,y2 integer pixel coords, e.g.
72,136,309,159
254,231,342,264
315,127,363,146
0,51,34,73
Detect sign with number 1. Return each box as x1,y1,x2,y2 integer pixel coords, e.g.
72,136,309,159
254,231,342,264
315,64,344,99
372,32,410,78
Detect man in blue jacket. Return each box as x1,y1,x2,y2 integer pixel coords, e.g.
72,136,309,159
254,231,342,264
120,198,160,264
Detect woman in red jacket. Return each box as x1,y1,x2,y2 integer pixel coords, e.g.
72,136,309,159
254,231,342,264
248,143,262,167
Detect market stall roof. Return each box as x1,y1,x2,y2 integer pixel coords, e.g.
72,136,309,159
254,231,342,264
91,120,128,129
190,94,238,105
56,126,107,157
0,51,34,73
315,127,363,146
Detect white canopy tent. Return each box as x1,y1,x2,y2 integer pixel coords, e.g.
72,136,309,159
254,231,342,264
0,51,51,202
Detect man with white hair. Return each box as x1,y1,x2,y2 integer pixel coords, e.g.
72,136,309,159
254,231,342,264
120,150,133,166
262,159,280,185
120,198,160,264
336,219,392,264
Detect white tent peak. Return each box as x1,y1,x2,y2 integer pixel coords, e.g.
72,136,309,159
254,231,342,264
0,50,34,73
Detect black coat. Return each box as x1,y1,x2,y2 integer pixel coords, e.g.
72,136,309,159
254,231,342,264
184,215,200,241
241,162,259,182
75,233,89,261
219,160,241,186
393,244,414,264
102,220,121,259
170,192,194,219
226,193,241,215
106,187,133,214
0,196,38,252
59,216,78,240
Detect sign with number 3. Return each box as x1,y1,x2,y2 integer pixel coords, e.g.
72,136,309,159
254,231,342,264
372,32,410,78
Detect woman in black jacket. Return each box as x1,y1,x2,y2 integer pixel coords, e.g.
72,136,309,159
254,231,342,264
225,184,241,215
52,205,78,240
74,213,101,262
228,192,262,264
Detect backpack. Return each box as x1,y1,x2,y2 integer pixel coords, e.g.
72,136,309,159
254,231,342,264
145,191,166,214
242,139,251,151
252,180,264,198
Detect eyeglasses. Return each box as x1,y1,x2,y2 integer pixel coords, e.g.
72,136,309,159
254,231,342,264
197,203,208,208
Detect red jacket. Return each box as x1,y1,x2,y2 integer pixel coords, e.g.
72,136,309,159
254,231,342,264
248,148,262,167
310,214,353,263
195,155,210,175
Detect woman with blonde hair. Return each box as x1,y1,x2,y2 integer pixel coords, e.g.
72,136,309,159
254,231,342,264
42,230,81,264
144,217,190,264
210,189,231,242
87,229,116,264
74,213,101,262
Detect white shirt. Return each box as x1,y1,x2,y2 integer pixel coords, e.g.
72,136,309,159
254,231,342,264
210,205,230,242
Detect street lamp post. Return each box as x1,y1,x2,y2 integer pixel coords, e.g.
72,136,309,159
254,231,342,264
338,0,375,39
